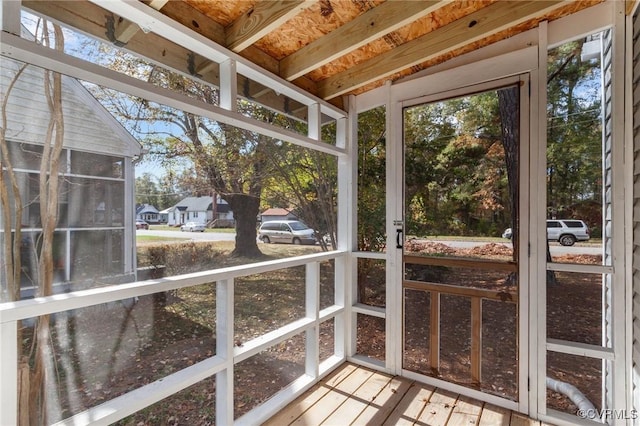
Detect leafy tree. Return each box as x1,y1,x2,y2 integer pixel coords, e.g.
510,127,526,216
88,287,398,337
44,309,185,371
547,38,602,224
357,107,387,251
262,142,338,250
135,172,181,210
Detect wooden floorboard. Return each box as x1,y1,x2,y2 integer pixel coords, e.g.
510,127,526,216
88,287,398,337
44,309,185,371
262,363,548,426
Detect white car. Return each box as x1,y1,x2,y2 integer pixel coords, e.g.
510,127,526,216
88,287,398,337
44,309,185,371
258,220,317,245
502,219,590,246
181,221,206,232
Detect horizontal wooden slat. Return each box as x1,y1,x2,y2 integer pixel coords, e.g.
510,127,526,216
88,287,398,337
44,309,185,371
404,280,517,303
404,254,517,272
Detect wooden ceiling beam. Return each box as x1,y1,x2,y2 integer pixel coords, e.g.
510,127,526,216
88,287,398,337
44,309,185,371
22,1,314,121
280,0,451,81
226,0,312,52
317,0,566,100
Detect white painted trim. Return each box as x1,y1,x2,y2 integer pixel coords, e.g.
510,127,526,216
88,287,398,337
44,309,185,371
624,11,635,420
547,2,613,49
0,33,345,157
87,0,346,120
352,251,386,260
234,317,316,363
352,303,385,318
318,305,344,321
400,74,524,109
216,278,234,426
308,103,321,141
532,20,549,419
609,3,630,422
0,321,17,426
0,251,346,323
54,355,227,426
546,339,616,361
387,79,403,374
306,262,320,378
401,368,519,412
125,159,135,275
545,263,613,274
347,354,389,373
518,73,531,416
541,409,609,426
391,46,538,105
0,0,21,35
219,59,237,112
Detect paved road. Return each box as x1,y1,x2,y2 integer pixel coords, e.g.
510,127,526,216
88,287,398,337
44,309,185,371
138,230,601,256
136,229,236,242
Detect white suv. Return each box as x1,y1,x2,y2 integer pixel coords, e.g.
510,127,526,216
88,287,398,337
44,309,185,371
502,219,590,246
546,219,590,246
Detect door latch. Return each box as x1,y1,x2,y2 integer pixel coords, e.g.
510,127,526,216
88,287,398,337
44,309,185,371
396,228,403,249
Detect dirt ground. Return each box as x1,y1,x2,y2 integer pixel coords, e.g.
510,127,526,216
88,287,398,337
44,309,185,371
23,241,603,423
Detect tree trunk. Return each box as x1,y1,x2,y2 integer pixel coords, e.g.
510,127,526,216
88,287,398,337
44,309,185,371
227,194,263,258
497,86,519,264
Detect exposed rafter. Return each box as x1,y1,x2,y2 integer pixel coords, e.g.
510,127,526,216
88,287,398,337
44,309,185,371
22,0,317,121
226,0,313,52
19,0,602,108
317,0,566,100
280,0,452,81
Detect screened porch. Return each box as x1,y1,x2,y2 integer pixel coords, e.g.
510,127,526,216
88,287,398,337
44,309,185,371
1,1,639,426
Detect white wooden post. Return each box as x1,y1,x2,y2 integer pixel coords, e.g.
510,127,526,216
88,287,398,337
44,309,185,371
0,321,18,426
216,279,234,425
1,0,21,35
220,59,237,112
305,262,320,378
308,103,321,141
337,96,356,359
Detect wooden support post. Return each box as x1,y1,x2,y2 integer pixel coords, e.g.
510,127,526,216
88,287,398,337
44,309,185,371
429,292,440,373
471,297,482,384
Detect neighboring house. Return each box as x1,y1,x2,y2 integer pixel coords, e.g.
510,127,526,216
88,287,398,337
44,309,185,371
260,208,297,223
158,207,170,224
166,194,233,226
0,43,142,296
135,204,160,223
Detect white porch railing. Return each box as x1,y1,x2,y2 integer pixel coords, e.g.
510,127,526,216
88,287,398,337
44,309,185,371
0,250,348,425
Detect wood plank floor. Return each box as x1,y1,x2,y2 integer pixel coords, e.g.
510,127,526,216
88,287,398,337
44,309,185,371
263,363,551,426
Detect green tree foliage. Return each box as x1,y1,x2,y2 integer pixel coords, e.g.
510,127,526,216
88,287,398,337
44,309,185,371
404,92,511,237
135,172,181,209
357,106,387,251
547,38,602,233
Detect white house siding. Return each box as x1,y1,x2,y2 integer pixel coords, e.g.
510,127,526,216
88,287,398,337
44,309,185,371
1,56,139,157
632,10,640,418
601,27,615,414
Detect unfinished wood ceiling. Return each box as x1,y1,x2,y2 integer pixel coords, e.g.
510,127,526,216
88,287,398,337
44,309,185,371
23,0,617,113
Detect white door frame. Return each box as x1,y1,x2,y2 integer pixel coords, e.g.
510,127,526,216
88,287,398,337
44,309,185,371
388,72,530,413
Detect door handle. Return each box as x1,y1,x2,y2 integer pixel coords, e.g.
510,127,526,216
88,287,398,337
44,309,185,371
396,228,403,249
